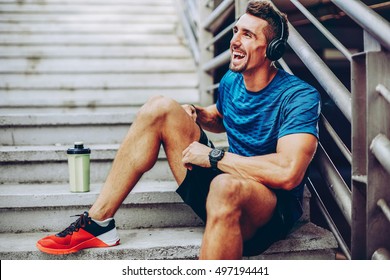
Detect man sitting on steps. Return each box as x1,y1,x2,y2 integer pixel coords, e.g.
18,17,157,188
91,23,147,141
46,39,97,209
36,0,321,259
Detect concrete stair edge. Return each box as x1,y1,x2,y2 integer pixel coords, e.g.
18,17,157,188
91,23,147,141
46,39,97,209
0,181,310,233
0,223,338,260
0,181,182,208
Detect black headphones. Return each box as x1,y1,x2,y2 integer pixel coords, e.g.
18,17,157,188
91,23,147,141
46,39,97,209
266,13,287,61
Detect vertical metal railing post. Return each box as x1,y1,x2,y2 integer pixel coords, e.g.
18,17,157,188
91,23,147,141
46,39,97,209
198,0,214,106
364,31,390,259
351,50,368,260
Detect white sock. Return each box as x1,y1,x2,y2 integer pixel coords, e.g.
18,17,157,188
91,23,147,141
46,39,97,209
92,217,113,227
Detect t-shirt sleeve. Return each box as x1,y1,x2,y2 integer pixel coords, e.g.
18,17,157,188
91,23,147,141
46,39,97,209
216,72,230,115
278,87,321,139
216,87,223,115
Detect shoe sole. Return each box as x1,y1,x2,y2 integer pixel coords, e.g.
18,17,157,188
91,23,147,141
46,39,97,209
36,237,120,255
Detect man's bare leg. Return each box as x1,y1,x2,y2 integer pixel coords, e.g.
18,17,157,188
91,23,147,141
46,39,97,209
199,174,277,259
89,96,200,221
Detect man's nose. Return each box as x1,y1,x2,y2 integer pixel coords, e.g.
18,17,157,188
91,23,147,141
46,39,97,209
230,33,241,47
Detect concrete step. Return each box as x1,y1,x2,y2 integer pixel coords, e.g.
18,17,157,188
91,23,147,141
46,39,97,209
0,181,204,233
1,58,196,74
0,179,310,232
1,110,227,145
0,0,197,112
0,2,176,15
0,0,173,4
0,89,199,111
0,144,175,183
246,222,338,260
0,33,181,45
0,131,229,182
0,45,192,59
0,72,198,89
0,13,178,24
0,222,338,260
0,22,177,34
1,110,137,145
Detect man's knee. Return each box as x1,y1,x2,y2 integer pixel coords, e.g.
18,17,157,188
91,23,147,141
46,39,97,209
206,174,244,221
137,95,178,122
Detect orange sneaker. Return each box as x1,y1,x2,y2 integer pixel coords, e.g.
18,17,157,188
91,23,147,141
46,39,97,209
36,212,120,255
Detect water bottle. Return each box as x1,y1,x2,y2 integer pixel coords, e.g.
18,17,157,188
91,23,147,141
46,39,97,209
66,142,91,192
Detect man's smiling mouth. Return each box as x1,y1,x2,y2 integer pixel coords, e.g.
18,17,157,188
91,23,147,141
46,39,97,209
232,51,246,60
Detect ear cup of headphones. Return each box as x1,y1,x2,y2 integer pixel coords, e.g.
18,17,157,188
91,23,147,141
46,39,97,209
266,38,286,61
266,13,287,61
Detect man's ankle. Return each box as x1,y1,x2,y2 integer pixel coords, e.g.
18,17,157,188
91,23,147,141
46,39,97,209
91,217,114,227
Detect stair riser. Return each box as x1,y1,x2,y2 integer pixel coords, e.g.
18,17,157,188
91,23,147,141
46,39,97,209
1,248,336,261
0,159,174,184
0,58,195,74
0,73,198,89
0,247,201,260
0,46,191,59
0,3,176,14
0,204,203,233
0,188,310,233
1,125,129,145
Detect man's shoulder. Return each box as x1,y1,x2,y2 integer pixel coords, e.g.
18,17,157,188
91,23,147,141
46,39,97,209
278,69,317,92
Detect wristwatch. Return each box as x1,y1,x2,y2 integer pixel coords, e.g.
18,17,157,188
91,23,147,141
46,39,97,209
209,148,225,170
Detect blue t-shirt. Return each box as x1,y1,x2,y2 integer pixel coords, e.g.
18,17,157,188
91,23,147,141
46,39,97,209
216,69,320,157
216,69,321,223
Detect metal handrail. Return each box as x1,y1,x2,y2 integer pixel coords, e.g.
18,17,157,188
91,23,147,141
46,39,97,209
377,199,390,224
287,23,352,122
202,50,230,73
377,84,390,104
290,0,352,61
177,0,200,64
205,21,235,50
321,115,352,164
370,134,390,175
202,0,234,31
331,0,390,51
315,143,352,225
307,178,351,259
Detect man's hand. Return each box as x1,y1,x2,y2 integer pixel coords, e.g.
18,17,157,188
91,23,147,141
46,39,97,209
182,141,212,170
181,104,197,122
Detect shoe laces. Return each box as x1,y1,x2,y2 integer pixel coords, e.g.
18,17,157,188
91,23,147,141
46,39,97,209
56,212,91,237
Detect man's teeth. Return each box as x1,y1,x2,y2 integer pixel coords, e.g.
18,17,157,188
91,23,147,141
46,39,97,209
233,52,245,58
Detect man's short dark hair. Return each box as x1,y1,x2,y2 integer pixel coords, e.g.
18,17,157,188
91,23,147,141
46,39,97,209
246,0,289,44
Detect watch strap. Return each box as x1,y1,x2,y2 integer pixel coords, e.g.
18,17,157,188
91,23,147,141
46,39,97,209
209,149,225,170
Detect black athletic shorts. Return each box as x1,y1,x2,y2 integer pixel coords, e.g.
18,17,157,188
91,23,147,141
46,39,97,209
176,128,303,257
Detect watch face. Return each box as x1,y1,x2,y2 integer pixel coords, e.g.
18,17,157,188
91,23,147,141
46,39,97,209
211,149,222,158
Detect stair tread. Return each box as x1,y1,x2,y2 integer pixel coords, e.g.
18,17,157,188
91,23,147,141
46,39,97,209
1,58,196,74
0,89,199,111
0,110,138,125
0,181,182,208
0,223,337,260
0,140,229,161
0,227,203,260
0,45,192,58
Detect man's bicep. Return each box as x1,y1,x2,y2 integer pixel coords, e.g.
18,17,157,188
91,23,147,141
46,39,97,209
277,133,318,171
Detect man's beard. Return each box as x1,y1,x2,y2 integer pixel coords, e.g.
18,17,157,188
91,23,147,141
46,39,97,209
229,59,247,73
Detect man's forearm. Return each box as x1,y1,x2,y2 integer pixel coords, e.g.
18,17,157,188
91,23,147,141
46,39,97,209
194,104,225,133
217,152,306,191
